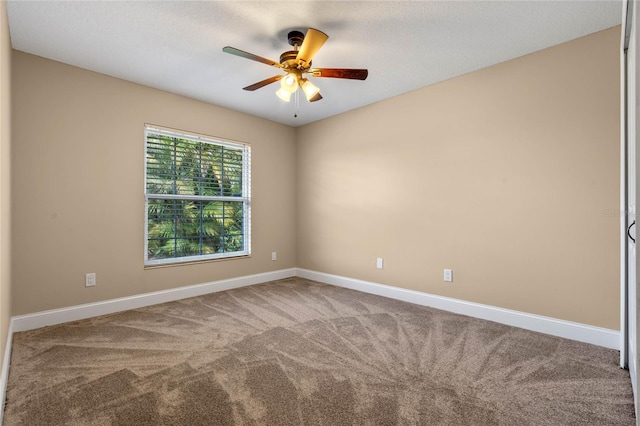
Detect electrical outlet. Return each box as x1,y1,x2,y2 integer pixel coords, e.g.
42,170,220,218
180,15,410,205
376,258,384,269
85,273,96,287
444,269,453,282
271,251,277,261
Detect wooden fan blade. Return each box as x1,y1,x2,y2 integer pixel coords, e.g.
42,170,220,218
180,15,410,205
243,75,284,91
310,68,368,80
309,92,323,102
223,46,282,68
296,28,328,67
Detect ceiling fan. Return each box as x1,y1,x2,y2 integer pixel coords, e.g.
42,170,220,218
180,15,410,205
223,28,368,103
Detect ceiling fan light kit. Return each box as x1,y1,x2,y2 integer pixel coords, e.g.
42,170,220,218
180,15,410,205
275,88,291,102
280,72,299,94
300,79,320,100
223,28,368,113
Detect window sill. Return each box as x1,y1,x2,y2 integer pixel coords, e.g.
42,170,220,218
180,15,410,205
144,254,251,269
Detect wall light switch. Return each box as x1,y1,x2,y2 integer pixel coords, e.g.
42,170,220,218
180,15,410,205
376,258,384,269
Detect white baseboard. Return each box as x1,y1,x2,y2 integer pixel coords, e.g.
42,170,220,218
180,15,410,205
8,266,620,347
296,268,620,350
11,268,297,333
0,319,13,425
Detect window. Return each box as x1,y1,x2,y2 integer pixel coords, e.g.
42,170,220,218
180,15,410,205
144,125,251,266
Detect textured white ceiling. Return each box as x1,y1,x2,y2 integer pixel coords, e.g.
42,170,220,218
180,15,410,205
6,1,622,127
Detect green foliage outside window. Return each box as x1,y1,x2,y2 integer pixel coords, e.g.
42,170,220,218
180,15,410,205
145,130,248,263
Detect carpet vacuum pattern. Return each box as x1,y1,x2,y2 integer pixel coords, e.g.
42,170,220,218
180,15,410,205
3,278,635,425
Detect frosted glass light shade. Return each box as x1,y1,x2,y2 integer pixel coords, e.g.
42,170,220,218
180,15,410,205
276,88,291,102
301,79,320,101
280,73,298,93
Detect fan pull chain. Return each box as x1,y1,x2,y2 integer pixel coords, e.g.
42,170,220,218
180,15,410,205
294,89,299,118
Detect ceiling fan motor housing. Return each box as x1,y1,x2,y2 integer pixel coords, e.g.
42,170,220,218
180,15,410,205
279,51,297,66
280,50,309,69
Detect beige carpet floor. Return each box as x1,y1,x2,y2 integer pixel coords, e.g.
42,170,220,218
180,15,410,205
3,277,635,425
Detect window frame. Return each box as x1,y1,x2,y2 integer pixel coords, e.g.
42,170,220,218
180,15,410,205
144,125,251,267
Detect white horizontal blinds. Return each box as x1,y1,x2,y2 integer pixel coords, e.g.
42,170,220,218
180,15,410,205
145,126,250,264
146,134,243,197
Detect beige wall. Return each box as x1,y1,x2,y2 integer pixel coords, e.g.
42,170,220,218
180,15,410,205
11,51,297,315
296,27,621,329
0,0,11,365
